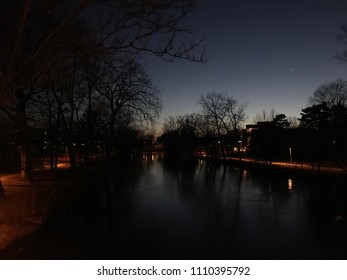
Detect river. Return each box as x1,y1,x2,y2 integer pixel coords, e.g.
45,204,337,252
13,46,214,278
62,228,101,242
2,153,347,259
107,153,347,259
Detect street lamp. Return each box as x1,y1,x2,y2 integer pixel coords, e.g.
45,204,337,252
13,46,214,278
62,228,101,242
289,147,292,164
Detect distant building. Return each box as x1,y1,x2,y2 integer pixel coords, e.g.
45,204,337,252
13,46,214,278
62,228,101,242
244,124,259,153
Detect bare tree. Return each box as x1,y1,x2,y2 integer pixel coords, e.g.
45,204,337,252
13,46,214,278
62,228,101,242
94,0,207,62
225,97,248,132
161,113,201,153
0,0,206,107
336,25,347,62
163,116,182,133
198,91,247,158
253,108,276,123
0,0,206,179
198,92,228,137
309,79,347,108
95,55,162,158
199,91,247,135
29,55,89,169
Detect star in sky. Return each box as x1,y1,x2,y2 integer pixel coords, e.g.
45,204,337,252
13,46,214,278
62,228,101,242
143,0,347,131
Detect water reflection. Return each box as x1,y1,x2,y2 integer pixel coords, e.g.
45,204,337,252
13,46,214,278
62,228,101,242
111,153,347,259
288,179,293,190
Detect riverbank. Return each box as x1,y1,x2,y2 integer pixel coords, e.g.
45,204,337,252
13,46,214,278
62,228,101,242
0,173,37,250
0,163,113,259
198,155,347,179
0,167,91,253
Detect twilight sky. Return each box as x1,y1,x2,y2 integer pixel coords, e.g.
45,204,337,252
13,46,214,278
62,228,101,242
143,0,347,131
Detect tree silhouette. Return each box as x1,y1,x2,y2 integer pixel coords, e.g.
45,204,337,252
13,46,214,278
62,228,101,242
300,79,347,161
300,104,330,130
199,92,228,138
336,25,347,62
309,79,347,108
161,114,199,153
272,114,290,128
95,55,162,158
253,108,276,123
198,91,247,159
0,0,206,178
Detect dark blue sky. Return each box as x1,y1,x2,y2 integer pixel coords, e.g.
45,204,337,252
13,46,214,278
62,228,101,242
143,0,347,129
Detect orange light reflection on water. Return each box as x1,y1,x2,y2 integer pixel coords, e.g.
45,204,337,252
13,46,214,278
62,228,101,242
288,179,293,190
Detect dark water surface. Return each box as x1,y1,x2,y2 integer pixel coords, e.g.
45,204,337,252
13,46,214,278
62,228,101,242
112,154,347,259
2,154,347,259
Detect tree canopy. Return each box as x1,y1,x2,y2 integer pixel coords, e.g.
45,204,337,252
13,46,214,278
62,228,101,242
0,0,207,177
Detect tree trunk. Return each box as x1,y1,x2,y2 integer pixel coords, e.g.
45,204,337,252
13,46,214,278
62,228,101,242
20,144,32,181
16,90,32,181
67,141,76,169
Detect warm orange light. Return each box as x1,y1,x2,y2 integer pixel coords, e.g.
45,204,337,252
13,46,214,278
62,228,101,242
288,179,293,190
243,170,249,177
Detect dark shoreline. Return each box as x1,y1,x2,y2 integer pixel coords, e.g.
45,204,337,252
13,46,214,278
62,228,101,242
195,155,347,183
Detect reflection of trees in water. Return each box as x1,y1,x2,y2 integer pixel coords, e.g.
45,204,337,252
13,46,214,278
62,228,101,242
103,156,347,258
161,155,198,192
101,157,144,245
309,180,347,223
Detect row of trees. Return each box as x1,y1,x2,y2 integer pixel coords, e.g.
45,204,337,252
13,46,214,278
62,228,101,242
2,2,347,176
161,78,347,164
160,91,248,158
251,79,347,164
0,0,207,179
299,79,347,159
160,24,347,161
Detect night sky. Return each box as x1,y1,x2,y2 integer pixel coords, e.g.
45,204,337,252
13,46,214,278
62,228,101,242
143,0,347,131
